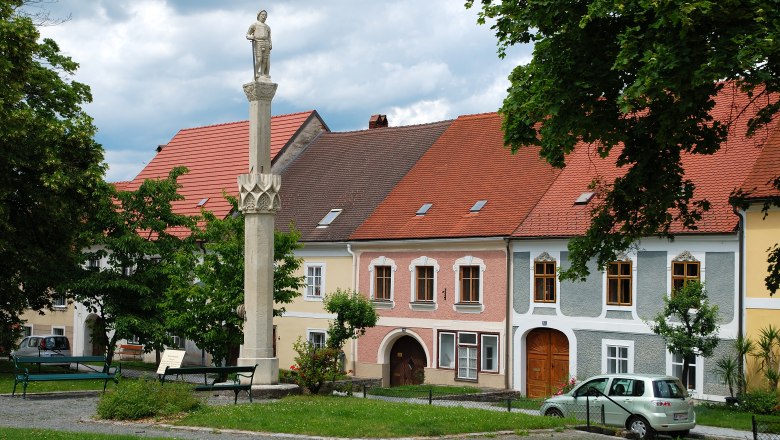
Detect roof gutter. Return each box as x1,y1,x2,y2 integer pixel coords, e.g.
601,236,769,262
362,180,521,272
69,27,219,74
346,243,358,374
504,237,512,390
733,205,746,392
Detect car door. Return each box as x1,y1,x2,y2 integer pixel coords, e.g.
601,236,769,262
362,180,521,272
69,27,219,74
570,377,610,422
604,377,641,426
19,337,39,356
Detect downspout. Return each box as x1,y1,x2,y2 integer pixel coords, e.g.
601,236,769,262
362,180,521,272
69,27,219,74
505,237,513,390
733,206,746,393
346,243,358,374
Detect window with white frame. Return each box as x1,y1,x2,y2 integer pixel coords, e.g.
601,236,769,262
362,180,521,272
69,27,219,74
52,292,66,308
128,335,141,345
439,332,455,368
602,339,634,374
52,327,65,336
368,257,396,303
481,334,499,372
409,256,439,304
671,352,697,391
22,325,32,337
88,257,100,270
307,330,327,349
458,332,478,380
452,256,486,309
305,264,324,298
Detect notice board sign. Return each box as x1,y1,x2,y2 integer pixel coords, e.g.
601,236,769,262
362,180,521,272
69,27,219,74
156,349,186,375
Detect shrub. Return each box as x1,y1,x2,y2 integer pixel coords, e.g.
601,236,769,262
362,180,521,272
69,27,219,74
97,378,200,420
290,337,339,394
737,389,780,415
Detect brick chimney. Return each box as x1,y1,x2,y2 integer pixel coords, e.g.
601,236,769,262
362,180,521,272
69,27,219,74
369,114,388,129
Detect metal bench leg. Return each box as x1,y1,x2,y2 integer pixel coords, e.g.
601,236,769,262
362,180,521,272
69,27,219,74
248,388,253,403
12,380,17,397
234,389,239,404
22,382,28,399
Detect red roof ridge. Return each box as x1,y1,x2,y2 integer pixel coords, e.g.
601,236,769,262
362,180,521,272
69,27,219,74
455,112,500,121
175,111,316,134
334,119,455,135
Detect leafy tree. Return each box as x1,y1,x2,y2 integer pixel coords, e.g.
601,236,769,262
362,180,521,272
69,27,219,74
0,0,105,347
66,168,197,363
164,195,305,366
466,0,780,280
323,289,378,350
649,281,720,389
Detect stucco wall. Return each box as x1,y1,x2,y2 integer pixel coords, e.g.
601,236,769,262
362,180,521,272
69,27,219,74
560,252,602,317
513,252,531,314
704,252,735,324
637,251,667,320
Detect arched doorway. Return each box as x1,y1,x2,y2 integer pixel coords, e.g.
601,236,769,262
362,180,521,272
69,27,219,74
526,328,569,398
84,314,104,356
390,335,426,386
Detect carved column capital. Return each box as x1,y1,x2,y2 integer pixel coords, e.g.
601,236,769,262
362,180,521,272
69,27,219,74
238,173,281,214
243,81,278,102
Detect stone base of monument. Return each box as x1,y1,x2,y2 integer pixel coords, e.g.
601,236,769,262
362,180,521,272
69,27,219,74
250,383,301,399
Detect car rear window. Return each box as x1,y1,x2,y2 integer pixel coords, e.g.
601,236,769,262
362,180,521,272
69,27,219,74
42,337,70,350
652,379,686,398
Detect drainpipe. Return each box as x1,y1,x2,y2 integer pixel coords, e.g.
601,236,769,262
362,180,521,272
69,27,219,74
346,243,358,374
505,237,512,390
733,206,746,393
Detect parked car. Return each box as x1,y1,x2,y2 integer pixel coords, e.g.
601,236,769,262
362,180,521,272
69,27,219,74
11,335,72,358
540,373,695,439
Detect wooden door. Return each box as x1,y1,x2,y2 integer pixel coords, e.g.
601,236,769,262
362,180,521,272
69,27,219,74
390,336,427,387
526,328,569,398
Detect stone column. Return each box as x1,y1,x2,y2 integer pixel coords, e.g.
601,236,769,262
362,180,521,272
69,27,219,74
237,80,279,385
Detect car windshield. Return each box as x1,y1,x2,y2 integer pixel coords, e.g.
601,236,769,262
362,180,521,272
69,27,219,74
652,379,687,398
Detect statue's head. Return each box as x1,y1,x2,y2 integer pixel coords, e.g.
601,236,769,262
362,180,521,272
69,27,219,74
257,10,267,21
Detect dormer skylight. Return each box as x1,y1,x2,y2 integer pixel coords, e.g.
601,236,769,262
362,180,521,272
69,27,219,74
317,209,343,228
574,192,595,205
196,197,209,207
416,203,432,216
470,200,487,213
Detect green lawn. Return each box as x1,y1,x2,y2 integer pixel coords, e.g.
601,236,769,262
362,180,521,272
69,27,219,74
176,395,571,437
366,383,482,397
694,403,777,431
0,427,168,440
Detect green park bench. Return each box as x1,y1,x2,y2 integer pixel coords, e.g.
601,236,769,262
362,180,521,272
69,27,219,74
159,364,257,404
12,355,121,399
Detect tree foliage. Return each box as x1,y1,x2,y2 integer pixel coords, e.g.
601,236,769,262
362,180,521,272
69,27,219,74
0,0,105,348
466,0,780,280
323,289,378,350
649,281,720,388
164,195,305,366
66,168,196,363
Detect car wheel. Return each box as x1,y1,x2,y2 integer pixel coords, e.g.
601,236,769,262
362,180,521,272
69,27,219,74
545,408,564,418
628,416,654,439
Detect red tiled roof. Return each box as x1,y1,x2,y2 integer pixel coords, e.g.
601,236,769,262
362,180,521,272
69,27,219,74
119,111,319,232
351,113,561,240
514,84,780,237
741,126,780,200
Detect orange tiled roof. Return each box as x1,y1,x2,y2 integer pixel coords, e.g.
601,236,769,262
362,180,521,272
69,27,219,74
351,113,561,240
514,84,780,237
741,126,780,200
119,111,319,232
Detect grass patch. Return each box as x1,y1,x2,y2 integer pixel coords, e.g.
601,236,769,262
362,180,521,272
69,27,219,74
177,395,568,437
367,384,482,397
0,427,171,440
97,378,199,420
694,403,761,431
508,397,544,411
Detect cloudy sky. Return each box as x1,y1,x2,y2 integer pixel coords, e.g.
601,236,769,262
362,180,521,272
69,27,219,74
34,1,532,182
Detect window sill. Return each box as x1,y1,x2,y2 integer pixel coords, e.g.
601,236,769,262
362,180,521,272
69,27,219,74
410,301,436,311
304,295,323,302
453,303,483,313
372,300,394,309
52,306,67,311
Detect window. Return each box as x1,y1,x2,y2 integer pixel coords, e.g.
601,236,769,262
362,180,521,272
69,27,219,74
672,261,700,292
534,261,556,303
457,333,478,380
169,335,185,349
306,264,324,298
307,330,326,349
128,335,141,345
607,261,632,305
88,258,100,270
52,327,65,336
438,332,455,368
602,339,634,374
459,266,480,303
481,334,499,372
374,266,392,300
22,325,32,337
416,203,432,216
671,352,697,391
317,209,342,228
416,266,434,302
608,378,645,397
470,200,487,213
52,293,67,308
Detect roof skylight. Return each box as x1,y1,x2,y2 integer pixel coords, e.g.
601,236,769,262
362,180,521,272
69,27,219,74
470,200,487,213
574,192,595,205
416,203,432,216
196,197,209,207
317,209,343,228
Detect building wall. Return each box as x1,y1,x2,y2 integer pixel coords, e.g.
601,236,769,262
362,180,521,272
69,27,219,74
18,304,74,344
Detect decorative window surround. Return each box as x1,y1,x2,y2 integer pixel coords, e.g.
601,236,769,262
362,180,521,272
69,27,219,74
52,293,67,309
671,251,701,294
307,329,327,349
304,262,326,301
409,256,439,311
601,339,634,374
452,256,486,313
368,256,396,307
667,351,702,396
534,252,557,303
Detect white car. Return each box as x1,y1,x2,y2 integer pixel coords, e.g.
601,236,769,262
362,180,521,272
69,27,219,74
540,374,695,439
11,335,72,358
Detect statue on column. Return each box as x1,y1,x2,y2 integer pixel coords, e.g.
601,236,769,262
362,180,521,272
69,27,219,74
247,9,272,80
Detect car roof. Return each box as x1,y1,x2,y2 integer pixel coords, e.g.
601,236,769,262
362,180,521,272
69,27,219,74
583,373,680,381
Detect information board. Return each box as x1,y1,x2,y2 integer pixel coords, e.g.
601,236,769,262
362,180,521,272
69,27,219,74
156,349,186,375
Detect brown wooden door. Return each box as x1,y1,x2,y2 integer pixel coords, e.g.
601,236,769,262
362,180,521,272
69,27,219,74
390,336,426,386
526,328,569,398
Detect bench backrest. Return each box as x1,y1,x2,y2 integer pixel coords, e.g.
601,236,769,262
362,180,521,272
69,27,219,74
14,355,106,365
164,365,256,375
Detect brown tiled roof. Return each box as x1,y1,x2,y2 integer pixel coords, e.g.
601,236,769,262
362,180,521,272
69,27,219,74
119,111,320,235
351,113,561,240
514,84,780,237
741,126,780,200
276,121,453,241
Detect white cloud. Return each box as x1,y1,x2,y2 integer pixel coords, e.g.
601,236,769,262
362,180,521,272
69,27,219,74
388,100,452,126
